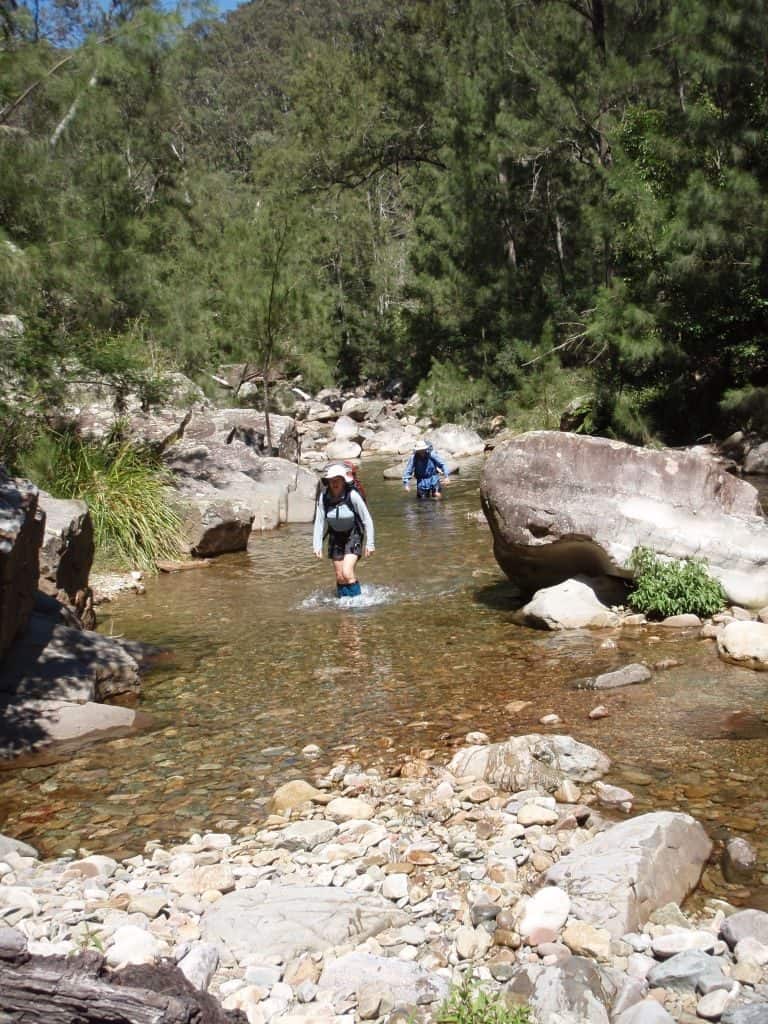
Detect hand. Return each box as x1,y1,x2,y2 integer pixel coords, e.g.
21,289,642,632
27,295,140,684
404,484,410,492
365,547,374,557
314,551,322,559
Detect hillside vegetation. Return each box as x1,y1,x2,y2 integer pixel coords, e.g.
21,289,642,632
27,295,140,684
2,0,768,466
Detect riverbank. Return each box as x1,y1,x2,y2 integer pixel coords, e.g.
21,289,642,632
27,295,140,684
1,736,767,1023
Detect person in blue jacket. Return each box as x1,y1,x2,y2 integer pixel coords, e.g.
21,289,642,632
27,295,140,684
402,440,450,500
313,463,375,598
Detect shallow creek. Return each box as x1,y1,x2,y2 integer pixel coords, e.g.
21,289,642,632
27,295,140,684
1,457,768,904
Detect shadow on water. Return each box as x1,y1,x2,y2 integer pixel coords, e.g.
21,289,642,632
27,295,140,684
0,455,767,909
473,580,526,613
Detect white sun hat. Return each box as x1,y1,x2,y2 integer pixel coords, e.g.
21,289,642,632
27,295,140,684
323,463,352,481
413,439,430,452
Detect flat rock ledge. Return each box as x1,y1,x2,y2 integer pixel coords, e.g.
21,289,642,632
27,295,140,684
0,737,765,1024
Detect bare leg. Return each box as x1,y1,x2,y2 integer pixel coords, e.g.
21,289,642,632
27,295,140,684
340,553,359,584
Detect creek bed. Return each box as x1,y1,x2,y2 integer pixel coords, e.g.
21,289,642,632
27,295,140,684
1,457,767,905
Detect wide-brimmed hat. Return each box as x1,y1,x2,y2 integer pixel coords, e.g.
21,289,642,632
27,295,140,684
413,440,430,452
323,463,352,481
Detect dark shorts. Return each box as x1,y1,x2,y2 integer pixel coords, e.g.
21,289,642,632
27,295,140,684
416,476,442,498
328,528,363,560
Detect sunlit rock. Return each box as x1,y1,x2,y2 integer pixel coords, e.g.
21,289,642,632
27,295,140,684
481,431,768,608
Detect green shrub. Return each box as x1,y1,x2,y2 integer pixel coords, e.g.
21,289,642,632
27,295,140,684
436,973,533,1024
628,546,727,619
21,433,184,572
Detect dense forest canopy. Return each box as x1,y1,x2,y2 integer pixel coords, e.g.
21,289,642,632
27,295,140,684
2,0,768,463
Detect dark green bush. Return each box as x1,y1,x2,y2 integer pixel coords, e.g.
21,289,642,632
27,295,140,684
628,546,726,619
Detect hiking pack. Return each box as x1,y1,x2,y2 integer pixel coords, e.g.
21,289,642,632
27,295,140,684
320,463,368,533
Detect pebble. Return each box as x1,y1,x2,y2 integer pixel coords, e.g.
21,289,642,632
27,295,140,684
0,748,765,1024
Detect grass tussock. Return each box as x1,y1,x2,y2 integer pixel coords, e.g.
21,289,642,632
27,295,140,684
23,432,185,572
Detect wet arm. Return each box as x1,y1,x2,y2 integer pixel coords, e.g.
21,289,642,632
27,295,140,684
312,496,325,554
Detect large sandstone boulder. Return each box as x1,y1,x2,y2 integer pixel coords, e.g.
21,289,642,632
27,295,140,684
0,469,43,661
481,432,768,608
362,428,419,455
424,424,485,457
544,811,712,937
201,885,406,962
0,607,141,702
448,734,610,791
37,492,94,600
180,499,255,557
166,442,317,536
184,409,299,461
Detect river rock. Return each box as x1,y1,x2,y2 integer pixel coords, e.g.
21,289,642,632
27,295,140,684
270,780,328,813
178,942,220,991
317,951,449,1007
331,417,361,442
0,834,38,859
589,664,652,690
480,431,768,608
717,621,768,670
614,1001,676,1024
503,956,617,1024
0,609,141,703
723,838,758,883
183,408,299,461
447,734,610,791
0,697,142,758
36,492,94,601
646,950,729,992
0,469,42,660
325,797,374,822
180,497,255,556
518,886,571,944
362,428,419,455
721,909,768,949
106,924,165,967
325,440,362,461
201,885,407,962
423,425,484,457
518,578,620,630
544,812,712,937
722,1005,768,1023
341,398,386,422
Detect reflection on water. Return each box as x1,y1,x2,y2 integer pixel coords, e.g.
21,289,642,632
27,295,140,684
0,457,767,904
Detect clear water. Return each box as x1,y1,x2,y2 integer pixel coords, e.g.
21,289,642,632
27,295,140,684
1,456,767,905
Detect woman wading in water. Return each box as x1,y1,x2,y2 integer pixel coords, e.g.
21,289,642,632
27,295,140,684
313,464,375,598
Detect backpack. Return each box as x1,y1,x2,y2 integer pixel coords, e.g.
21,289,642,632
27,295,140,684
341,461,367,503
320,466,368,532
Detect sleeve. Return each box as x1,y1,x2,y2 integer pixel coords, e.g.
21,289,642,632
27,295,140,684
351,490,375,549
312,494,325,554
432,452,449,475
402,454,415,485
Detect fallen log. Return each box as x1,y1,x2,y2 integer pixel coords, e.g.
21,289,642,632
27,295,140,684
0,946,244,1024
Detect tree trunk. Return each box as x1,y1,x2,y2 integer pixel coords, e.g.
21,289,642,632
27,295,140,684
0,947,244,1024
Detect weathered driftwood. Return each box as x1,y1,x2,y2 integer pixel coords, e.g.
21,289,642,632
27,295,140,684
0,947,244,1024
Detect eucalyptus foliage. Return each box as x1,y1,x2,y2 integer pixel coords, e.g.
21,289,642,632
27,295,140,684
2,0,768,442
